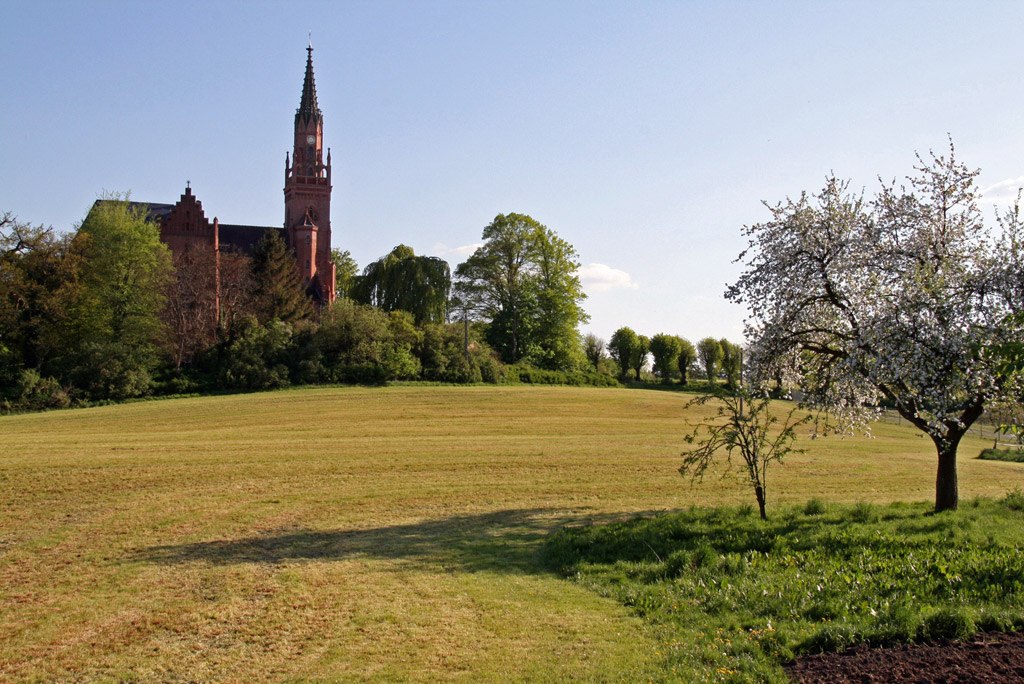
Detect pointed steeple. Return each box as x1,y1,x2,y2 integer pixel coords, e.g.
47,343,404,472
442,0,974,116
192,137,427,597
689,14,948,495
296,43,322,125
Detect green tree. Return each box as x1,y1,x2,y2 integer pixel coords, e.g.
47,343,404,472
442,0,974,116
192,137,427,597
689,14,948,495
608,327,640,380
534,229,589,370
455,213,587,369
633,335,651,381
681,389,811,520
697,337,723,384
53,199,173,399
455,214,539,364
351,244,450,325
311,299,423,383
250,229,313,325
0,213,69,380
677,337,697,385
330,248,359,299
719,338,743,390
218,317,295,390
583,333,605,370
649,333,683,384
418,322,502,384
0,212,77,406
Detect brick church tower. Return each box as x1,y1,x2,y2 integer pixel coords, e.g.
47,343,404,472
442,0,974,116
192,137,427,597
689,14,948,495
284,43,335,302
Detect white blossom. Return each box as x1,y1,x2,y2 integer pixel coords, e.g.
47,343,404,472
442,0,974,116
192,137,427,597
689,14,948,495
728,142,1024,510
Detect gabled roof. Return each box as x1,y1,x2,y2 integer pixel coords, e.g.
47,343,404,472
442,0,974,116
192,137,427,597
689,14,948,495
218,224,284,254
91,199,175,223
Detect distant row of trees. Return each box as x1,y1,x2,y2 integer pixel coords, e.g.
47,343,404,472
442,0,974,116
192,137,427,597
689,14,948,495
587,328,743,387
3,196,746,413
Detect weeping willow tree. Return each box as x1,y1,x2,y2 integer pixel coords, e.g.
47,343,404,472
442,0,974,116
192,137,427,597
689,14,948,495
351,244,451,325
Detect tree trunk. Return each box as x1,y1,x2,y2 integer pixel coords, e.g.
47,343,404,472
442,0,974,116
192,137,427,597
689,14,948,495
933,434,961,512
754,484,767,521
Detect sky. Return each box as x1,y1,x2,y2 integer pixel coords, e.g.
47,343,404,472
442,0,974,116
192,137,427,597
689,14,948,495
2,0,1023,343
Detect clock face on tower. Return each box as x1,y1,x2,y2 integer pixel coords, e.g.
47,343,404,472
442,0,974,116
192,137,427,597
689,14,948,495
306,135,316,145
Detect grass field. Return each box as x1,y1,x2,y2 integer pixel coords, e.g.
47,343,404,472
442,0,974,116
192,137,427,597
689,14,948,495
2,385,1023,681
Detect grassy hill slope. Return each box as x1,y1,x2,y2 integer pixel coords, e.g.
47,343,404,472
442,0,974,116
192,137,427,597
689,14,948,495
2,385,1021,681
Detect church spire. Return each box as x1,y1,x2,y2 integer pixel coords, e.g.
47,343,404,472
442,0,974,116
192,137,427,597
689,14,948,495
296,43,322,125
285,39,334,303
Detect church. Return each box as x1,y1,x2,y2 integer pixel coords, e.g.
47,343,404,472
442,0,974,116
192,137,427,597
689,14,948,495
118,44,337,304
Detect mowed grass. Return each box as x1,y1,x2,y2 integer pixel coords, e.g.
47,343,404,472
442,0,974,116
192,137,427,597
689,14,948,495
1,385,1022,682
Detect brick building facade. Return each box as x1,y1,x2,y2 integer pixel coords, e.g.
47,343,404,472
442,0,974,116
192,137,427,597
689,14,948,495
107,45,336,308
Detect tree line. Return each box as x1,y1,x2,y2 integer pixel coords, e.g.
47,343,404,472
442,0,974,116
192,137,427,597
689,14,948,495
589,328,743,388
0,205,620,411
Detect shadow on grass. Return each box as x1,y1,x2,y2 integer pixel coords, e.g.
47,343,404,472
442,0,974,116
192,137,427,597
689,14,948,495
542,503,946,573
133,508,660,574
619,380,722,394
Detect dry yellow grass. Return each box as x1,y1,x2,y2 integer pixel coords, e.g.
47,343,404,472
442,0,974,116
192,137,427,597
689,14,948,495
1,385,1021,681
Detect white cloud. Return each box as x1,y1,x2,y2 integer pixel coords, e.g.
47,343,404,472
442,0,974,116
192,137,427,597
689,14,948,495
431,242,483,258
979,177,1024,206
578,263,638,293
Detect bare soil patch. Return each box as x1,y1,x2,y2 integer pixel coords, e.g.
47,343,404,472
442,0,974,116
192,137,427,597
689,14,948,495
786,632,1024,683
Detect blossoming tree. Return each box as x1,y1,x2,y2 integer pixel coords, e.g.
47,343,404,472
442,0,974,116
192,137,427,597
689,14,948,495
727,143,1024,511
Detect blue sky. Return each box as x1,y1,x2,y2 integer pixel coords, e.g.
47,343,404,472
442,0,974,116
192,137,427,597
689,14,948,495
2,0,1023,343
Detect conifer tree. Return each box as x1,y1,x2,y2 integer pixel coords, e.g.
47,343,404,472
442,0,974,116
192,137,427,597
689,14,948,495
250,230,313,324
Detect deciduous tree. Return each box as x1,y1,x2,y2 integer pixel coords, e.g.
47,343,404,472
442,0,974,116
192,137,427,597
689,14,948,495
632,335,651,381
534,229,589,370
351,244,450,325
217,252,255,341
681,390,811,520
162,248,218,369
583,333,605,370
0,214,64,366
697,337,722,383
677,337,697,385
649,333,683,384
728,142,1024,512
0,212,72,397
455,213,587,370
331,248,358,299
54,198,173,399
719,339,743,390
608,326,640,380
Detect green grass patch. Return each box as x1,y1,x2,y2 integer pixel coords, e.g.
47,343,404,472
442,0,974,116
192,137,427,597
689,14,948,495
1,385,1022,681
544,497,1024,682
979,448,1024,463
